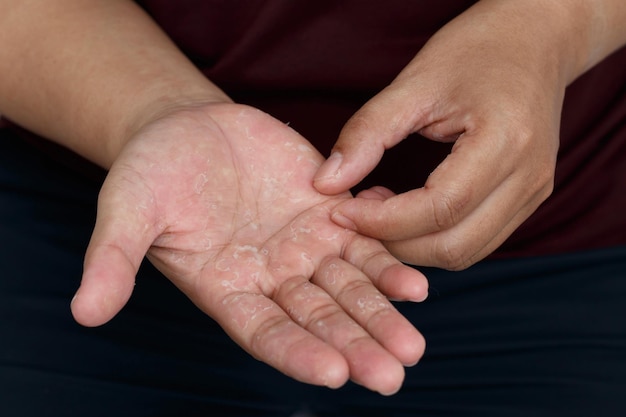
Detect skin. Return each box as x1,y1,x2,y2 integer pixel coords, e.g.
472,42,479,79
0,0,428,395
0,0,427,394
2,0,624,397
73,103,427,394
314,0,626,270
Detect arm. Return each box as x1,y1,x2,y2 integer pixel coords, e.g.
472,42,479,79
0,0,229,167
314,0,626,269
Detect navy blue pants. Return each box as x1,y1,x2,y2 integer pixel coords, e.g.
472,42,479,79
2,130,626,416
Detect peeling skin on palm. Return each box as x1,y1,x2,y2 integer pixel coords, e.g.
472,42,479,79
286,305,305,324
323,262,342,286
355,294,391,313
284,281,332,325
287,209,345,244
284,140,321,168
193,172,210,194
85,102,428,394
274,278,369,348
224,293,277,331
289,217,313,241
230,111,330,214
215,244,269,292
232,244,265,266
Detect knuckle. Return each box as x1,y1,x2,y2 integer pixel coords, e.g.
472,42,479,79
432,236,475,271
508,125,557,200
303,303,342,330
430,190,468,231
342,112,375,143
353,248,392,279
335,279,371,305
248,314,290,362
535,165,555,199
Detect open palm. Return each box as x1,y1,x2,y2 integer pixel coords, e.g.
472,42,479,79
70,103,427,395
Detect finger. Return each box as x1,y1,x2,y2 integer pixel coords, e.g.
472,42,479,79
207,285,351,390
386,172,553,269
71,176,159,326
274,275,406,395
342,232,428,303
330,131,514,241
314,257,426,368
354,185,396,200
259,202,429,303
313,87,422,195
177,242,353,389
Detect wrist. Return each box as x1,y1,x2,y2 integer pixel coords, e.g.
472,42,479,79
0,0,233,169
504,0,626,84
104,83,232,169
565,0,626,80
469,0,626,87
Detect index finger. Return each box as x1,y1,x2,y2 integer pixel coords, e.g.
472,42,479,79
330,132,512,241
210,285,352,389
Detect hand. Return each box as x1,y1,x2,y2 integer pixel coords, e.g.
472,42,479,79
70,102,428,395
313,1,572,269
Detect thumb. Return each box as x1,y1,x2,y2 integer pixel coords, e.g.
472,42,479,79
71,179,158,327
313,86,421,194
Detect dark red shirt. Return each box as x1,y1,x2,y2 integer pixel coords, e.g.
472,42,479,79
13,0,626,259
137,0,626,258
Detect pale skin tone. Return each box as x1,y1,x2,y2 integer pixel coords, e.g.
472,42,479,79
0,0,426,395
75,103,428,394
315,0,626,270
1,0,625,397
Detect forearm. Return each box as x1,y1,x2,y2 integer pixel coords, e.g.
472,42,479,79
474,0,626,83
571,0,626,76
0,0,230,168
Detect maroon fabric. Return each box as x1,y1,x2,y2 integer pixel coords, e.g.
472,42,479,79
135,0,626,258
502,51,626,257
9,0,625,259
137,0,477,156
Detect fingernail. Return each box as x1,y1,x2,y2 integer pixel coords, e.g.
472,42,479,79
331,211,357,230
314,152,343,182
